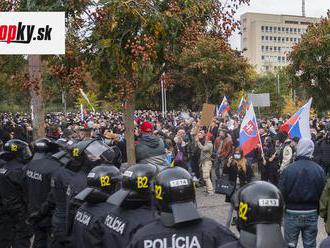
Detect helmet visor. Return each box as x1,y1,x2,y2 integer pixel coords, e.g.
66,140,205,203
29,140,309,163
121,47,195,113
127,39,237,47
85,141,109,161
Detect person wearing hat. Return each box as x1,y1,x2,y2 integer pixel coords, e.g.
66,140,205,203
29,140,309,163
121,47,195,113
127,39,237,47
71,164,121,248
129,167,237,248
279,138,326,248
89,163,158,247
135,121,167,168
220,181,286,248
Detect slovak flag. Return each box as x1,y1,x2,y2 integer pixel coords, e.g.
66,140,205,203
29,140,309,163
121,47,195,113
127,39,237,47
280,98,312,140
237,96,245,114
217,96,231,116
240,103,261,155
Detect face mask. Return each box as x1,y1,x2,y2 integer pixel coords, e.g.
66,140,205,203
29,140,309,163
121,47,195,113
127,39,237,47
234,153,242,160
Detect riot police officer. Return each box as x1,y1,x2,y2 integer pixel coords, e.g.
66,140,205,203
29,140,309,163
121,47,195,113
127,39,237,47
24,138,62,248
72,164,121,247
65,139,119,244
49,139,78,248
90,163,158,247
0,139,33,248
129,166,237,248
0,139,12,247
219,181,286,248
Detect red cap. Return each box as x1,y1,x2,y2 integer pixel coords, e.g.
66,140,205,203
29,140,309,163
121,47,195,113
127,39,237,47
206,132,213,140
140,121,153,133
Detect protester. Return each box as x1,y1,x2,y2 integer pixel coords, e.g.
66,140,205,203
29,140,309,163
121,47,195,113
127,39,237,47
195,129,214,195
279,138,326,248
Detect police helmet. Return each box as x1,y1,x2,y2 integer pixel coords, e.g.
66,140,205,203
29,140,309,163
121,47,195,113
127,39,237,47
31,138,59,154
75,164,122,202
108,163,157,206
1,139,33,162
69,139,117,167
236,181,285,248
152,167,200,225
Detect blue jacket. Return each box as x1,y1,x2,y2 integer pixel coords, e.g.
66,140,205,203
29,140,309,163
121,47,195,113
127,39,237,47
279,156,326,211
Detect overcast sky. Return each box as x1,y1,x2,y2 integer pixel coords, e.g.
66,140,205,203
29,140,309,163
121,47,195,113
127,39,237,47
229,0,330,49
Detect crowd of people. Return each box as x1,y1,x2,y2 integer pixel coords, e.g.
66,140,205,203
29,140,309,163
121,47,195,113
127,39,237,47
1,110,330,247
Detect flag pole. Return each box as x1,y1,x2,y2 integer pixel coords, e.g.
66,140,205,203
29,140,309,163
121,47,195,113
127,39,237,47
252,103,266,162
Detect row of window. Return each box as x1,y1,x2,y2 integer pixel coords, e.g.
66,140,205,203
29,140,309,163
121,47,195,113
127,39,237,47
261,35,301,43
262,65,285,71
261,55,289,63
261,26,306,34
261,46,292,53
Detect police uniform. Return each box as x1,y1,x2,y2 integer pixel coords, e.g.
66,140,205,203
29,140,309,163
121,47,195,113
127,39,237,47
129,166,237,248
88,163,158,247
129,217,236,248
0,140,33,248
72,164,122,248
24,153,62,248
93,205,155,247
0,157,12,247
219,181,286,248
50,165,76,247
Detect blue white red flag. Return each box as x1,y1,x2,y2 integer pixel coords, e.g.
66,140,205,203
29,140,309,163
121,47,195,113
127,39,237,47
217,96,230,116
239,103,261,155
237,96,245,114
280,98,312,140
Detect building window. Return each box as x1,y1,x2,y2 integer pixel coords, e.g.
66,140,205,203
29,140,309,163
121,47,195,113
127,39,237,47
286,37,289,41
289,37,292,42
274,47,277,52
270,46,273,51
290,28,293,33
294,28,297,33
282,56,285,61
269,26,273,32
286,27,289,33
274,27,277,32
265,36,268,41
298,38,301,42
265,26,268,32
265,66,269,70
278,37,281,42
261,36,264,41
278,47,281,52
278,26,281,32
261,45,264,51
282,37,285,42
274,37,277,42
265,46,269,51
282,27,285,32
270,36,273,41
298,28,301,33
262,55,265,60
294,38,297,42
261,26,264,32
278,56,281,62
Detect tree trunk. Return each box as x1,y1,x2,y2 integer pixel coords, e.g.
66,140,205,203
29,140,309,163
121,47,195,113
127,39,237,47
28,55,45,140
123,95,136,165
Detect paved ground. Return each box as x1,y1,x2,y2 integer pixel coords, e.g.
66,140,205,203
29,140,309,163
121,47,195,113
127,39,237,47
196,187,327,247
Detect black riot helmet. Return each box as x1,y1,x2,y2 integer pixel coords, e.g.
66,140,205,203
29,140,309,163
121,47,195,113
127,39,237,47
75,164,122,203
236,181,286,248
1,139,33,162
68,139,115,170
108,163,157,207
151,167,200,225
31,138,59,154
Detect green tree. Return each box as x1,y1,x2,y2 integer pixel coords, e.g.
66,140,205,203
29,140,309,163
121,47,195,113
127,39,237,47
176,34,255,105
288,12,330,111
